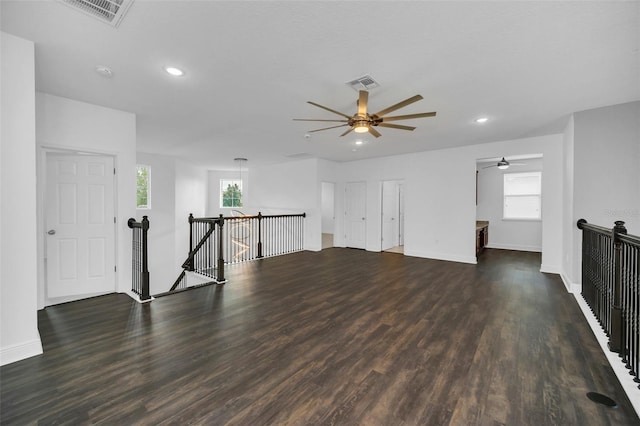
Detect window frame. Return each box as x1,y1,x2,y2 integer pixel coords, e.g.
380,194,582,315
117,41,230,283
219,178,243,209
136,164,151,209
502,171,542,221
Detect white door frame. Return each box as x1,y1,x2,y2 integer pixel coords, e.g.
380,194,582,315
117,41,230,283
344,181,367,249
381,180,404,251
38,147,118,308
321,181,336,249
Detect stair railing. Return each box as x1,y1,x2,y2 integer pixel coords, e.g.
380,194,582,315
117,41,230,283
578,219,640,389
168,212,305,294
127,216,151,302
170,214,226,292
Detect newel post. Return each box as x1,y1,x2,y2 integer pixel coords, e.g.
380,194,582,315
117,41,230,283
140,216,151,301
257,211,264,259
217,214,225,283
187,213,195,271
609,220,627,353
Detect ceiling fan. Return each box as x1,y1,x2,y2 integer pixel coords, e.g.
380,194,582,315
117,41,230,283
293,90,436,138
482,157,526,170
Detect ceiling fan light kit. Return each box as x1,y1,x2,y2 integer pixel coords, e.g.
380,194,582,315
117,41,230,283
293,90,436,138
354,122,369,133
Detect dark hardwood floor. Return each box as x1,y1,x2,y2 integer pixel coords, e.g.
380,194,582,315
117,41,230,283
2,249,638,425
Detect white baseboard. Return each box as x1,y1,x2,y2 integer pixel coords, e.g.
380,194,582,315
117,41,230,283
540,263,561,274
122,290,154,304
486,243,542,252
404,249,477,265
560,272,581,294
0,338,43,366
574,294,640,418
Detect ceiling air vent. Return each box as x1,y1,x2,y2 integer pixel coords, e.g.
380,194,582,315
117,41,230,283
346,75,380,91
59,0,134,27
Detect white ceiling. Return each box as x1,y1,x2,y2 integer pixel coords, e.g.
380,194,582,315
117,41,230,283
1,1,638,170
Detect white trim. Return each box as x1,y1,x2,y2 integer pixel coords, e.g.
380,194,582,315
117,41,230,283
40,149,118,307
404,249,477,265
0,339,43,366
122,290,154,304
540,263,562,274
574,294,640,418
560,272,581,293
486,243,541,252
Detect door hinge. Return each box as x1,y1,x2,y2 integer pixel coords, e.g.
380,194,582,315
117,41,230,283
114,217,116,223
114,266,117,272
114,167,116,175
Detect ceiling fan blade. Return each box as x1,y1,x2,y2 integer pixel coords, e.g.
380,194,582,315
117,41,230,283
368,127,382,138
510,162,526,166
293,119,349,122
381,112,437,122
340,127,354,137
307,101,352,119
309,124,350,133
373,94,423,117
482,165,497,169
377,123,416,131
357,90,368,117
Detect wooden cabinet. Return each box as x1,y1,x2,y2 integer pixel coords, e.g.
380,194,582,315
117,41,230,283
476,221,489,255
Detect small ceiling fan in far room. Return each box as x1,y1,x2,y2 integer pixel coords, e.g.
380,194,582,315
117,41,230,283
482,157,526,170
293,90,436,138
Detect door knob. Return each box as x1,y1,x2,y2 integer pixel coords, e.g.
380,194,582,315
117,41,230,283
47,229,56,235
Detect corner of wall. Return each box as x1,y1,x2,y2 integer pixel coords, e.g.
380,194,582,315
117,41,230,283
560,270,581,294
0,338,43,367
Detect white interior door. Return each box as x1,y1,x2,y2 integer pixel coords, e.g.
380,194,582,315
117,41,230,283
398,183,405,246
345,182,366,249
381,181,397,251
46,153,116,302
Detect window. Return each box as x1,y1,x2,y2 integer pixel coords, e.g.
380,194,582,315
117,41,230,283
503,172,541,220
136,164,150,209
220,179,242,208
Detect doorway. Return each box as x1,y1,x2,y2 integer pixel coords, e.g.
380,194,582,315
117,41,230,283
44,152,116,305
382,180,404,253
321,182,335,249
345,182,366,249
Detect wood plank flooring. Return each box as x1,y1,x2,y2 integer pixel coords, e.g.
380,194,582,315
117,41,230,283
2,248,639,425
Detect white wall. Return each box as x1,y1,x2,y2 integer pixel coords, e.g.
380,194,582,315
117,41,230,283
476,157,543,252
326,134,563,270
248,158,320,251
574,101,640,234
321,182,335,234
36,93,137,302
562,116,577,290
0,32,43,365
567,101,640,288
136,152,179,295
174,160,208,275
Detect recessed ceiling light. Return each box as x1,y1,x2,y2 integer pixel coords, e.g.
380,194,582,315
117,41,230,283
164,66,184,77
95,65,113,78
355,140,363,145
475,117,489,124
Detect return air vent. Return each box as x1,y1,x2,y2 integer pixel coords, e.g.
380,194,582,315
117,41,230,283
59,0,134,27
346,75,380,91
